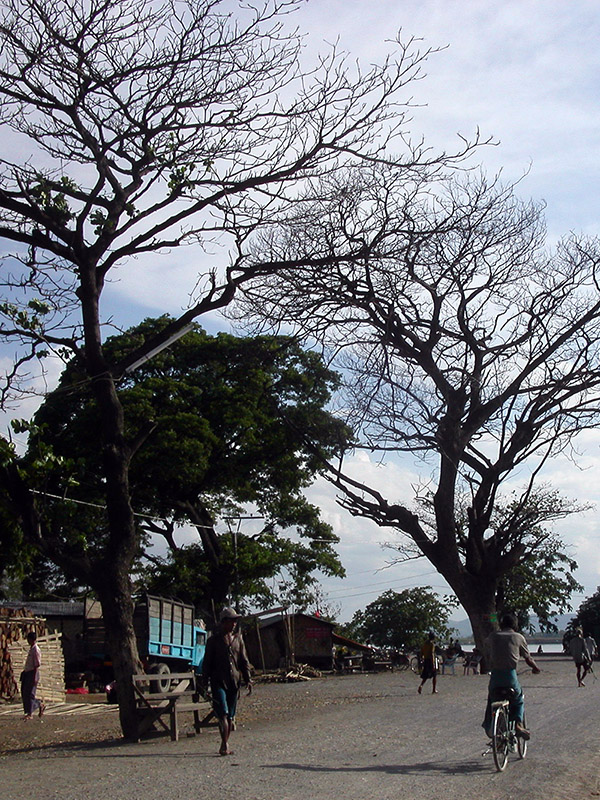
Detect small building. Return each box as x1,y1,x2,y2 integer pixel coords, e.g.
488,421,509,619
0,600,85,666
244,612,336,671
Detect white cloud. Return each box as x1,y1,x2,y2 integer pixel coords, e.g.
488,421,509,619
293,0,600,240
304,453,454,621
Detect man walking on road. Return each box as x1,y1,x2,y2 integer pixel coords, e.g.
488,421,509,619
417,632,438,695
20,631,45,721
569,628,597,687
482,613,540,740
202,607,252,756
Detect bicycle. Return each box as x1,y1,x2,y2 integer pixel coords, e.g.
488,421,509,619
389,650,420,673
484,686,528,771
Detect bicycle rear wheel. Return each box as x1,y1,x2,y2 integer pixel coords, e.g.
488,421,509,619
517,714,528,759
492,706,509,771
395,655,410,671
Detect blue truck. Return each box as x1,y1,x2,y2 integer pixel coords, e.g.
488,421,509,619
142,594,206,690
84,594,206,691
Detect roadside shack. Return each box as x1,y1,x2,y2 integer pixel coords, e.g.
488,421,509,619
245,612,336,672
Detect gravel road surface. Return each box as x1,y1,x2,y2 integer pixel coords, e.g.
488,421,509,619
2,655,599,800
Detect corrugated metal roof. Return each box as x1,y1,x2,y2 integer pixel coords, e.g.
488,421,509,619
0,600,84,616
255,612,335,629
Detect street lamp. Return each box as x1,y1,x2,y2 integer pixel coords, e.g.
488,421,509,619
123,322,195,374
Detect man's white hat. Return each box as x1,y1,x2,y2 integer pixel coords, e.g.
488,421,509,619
220,606,242,621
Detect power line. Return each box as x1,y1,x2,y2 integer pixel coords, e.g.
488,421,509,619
324,569,440,596
30,489,214,529
327,582,451,602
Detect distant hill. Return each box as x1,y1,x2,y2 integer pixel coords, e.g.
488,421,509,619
449,618,473,639
532,613,575,633
450,613,575,640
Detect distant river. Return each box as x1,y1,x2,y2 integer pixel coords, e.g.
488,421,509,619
529,642,565,654
462,642,565,654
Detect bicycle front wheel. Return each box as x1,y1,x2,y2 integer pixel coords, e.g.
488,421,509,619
517,714,528,759
492,706,509,771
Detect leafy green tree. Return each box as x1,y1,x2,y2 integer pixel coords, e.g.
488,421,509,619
2,553,87,602
496,534,582,633
15,318,349,616
567,588,600,643
0,439,25,598
341,588,458,650
141,534,340,616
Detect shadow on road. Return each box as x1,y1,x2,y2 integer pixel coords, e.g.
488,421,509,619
1,736,125,757
263,759,488,776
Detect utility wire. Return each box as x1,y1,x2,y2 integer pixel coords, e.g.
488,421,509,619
324,569,440,596
31,489,215,529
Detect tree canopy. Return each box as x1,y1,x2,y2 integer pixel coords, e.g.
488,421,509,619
238,169,600,649
383,488,584,634
495,532,582,634
340,588,457,650
568,588,600,643
8,318,349,612
141,535,338,615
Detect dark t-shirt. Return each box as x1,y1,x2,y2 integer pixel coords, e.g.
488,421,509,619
202,629,251,691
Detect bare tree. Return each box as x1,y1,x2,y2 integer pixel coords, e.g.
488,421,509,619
0,0,482,738
236,168,600,649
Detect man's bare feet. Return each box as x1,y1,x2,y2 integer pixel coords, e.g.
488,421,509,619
417,685,422,694
515,722,531,740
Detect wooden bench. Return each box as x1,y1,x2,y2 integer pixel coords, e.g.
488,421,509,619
343,654,363,673
372,659,392,671
132,671,213,741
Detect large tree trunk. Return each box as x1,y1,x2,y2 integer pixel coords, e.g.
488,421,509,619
452,576,498,671
93,420,142,740
80,268,145,739
96,577,142,741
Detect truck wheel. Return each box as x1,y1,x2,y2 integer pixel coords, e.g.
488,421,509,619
148,662,171,693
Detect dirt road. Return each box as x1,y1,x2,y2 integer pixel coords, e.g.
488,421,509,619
2,655,599,800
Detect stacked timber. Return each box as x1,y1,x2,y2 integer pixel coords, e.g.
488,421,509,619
9,632,66,704
0,607,45,700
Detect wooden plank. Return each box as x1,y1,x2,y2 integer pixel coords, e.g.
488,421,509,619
132,672,196,683
135,691,196,701
170,701,178,741
175,701,210,711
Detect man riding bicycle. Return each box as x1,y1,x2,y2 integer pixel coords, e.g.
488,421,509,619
482,612,540,741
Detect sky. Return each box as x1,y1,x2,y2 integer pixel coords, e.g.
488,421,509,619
286,1,600,620
3,0,600,623
296,0,600,622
